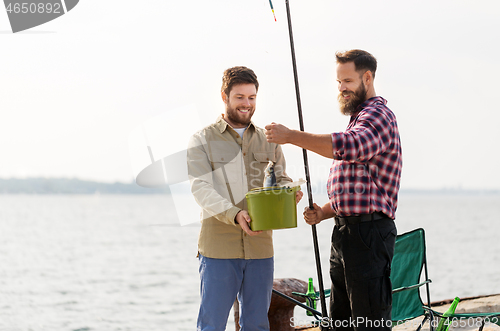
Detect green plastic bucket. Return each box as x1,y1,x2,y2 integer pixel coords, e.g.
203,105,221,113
245,186,299,231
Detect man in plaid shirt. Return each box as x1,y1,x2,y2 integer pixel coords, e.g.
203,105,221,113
265,49,402,330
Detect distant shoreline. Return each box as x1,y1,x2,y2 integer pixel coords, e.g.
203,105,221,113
0,177,498,195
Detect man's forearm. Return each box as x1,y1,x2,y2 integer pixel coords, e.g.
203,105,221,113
288,130,334,159
321,202,336,220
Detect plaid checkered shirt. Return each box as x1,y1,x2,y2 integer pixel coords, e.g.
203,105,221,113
326,96,402,219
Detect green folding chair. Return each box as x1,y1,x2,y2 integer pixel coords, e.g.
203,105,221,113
391,228,433,330
391,228,500,331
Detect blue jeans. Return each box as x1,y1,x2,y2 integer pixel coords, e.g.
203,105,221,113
197,254,274,331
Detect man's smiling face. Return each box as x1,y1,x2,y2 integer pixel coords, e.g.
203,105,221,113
223,83,257,128
336,61,368,116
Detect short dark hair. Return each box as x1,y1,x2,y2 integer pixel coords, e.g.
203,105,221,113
221,66,259,96
336,49,377,78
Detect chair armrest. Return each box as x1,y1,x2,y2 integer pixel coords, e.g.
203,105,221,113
392,279,432,294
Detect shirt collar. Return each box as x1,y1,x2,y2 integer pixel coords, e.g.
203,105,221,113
359,96,386,110
216,114,255,133
351,96,387,118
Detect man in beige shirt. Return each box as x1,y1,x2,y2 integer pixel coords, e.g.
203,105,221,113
187,66,302,330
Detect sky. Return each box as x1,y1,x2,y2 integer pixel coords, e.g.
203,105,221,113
1,0,500,190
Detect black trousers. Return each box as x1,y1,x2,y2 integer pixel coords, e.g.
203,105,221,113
328,217,397,331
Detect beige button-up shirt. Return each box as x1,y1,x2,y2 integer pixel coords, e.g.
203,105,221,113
187,115,292,259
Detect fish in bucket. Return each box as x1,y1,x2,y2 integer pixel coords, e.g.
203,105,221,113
245,161,304,231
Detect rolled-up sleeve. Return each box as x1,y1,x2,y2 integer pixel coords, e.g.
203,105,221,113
331,109,394,162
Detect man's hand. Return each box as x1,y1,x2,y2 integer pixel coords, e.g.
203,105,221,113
235,210,262,236
296,190,304,204
266,123,334,159
265,122,292,144
303,203,324,225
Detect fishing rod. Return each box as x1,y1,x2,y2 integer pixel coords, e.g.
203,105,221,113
272,0,331,327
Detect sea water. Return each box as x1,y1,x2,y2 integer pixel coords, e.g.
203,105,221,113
0,193,499,331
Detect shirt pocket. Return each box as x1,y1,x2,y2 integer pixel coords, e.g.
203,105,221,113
208,152,240,184
249,151,276,188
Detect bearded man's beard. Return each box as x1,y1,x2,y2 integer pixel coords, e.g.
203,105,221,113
338,83,367,116
225,101,254,127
